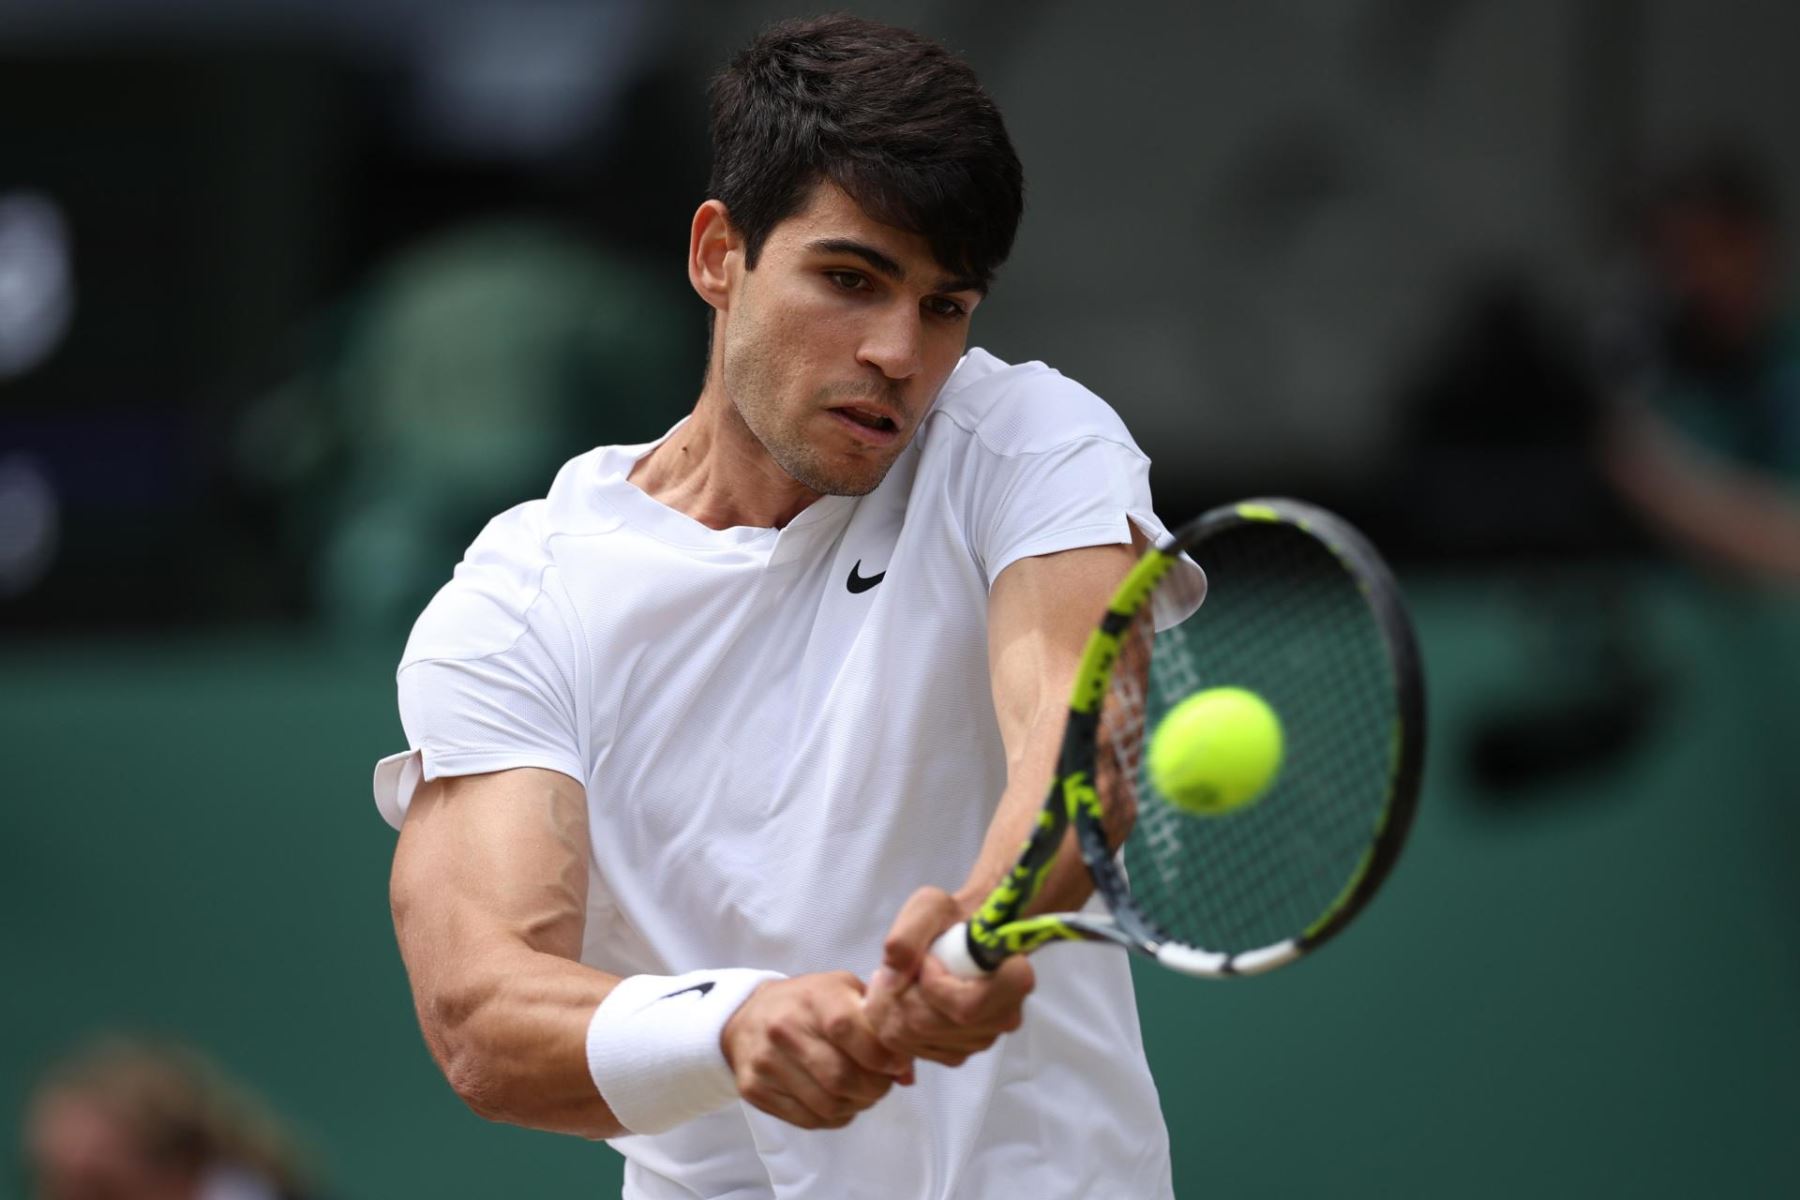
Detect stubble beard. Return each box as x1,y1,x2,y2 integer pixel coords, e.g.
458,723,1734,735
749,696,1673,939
723,338,901,499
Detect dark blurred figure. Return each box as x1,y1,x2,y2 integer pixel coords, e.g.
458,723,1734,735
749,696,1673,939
1387,275,1629,560
23,1036,320,1200
1599,148,1800,582
1388,274,1664,800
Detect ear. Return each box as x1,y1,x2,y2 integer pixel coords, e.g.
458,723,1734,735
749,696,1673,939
688,199,738,314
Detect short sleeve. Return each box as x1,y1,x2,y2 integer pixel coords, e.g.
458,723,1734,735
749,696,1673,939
975,436,1154,584
971,435,1206,630
932,355,1207,629
371,506,586,828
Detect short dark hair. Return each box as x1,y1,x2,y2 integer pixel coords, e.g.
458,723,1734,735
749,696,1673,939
707,14,1024,289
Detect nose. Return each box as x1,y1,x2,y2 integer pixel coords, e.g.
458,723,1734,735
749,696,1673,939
856,303,924,381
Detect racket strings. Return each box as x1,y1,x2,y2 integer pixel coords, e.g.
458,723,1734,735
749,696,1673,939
1106,524,1399,956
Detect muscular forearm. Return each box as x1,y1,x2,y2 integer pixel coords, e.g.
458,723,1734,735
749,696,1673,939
407,936,624,1138
392,768,627,1136
962,542,1142,920
394,768,885,1141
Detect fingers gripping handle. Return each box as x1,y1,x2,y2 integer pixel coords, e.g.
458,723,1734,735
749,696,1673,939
929,923,993,979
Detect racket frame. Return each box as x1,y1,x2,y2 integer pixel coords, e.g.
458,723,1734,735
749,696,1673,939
945,498,1426,979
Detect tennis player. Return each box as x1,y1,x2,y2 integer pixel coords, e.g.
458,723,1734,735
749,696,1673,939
373,15,1198,1197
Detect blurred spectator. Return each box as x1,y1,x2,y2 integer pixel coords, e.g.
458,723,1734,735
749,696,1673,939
1383,276,1664,798
235,220,693,634
22,1036,320,1200
1599,148,1800,583
1385,274,1629,562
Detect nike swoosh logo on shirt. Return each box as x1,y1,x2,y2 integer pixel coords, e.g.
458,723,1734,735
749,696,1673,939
659,981,716,1002
846,561,886,594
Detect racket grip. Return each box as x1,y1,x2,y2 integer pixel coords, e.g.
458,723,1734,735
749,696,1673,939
929,923,992,978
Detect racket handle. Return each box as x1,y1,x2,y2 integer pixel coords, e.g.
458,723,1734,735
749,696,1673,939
929,923,992,979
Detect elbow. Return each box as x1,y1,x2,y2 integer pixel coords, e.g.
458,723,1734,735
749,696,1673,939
417,978,513,1123
419,977,613,1135
428,995,625,1141
392,892,518,1123
442,1043,507,1123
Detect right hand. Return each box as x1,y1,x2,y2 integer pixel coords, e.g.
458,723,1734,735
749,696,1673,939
721,972,915,1130
862,887,1034,1067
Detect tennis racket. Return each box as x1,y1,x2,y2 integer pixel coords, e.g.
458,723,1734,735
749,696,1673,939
932,498,1425,979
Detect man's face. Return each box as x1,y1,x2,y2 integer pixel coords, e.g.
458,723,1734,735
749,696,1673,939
715,182,984,496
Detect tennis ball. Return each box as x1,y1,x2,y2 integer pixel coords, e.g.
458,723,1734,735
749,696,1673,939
1146,687,1284,816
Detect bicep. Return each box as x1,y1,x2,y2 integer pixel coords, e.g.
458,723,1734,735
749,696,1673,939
391,766,591,974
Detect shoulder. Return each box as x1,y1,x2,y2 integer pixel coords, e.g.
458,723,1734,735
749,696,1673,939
921,347,1143,460
398,444,634,666
903,349,1167,582
398,501,559,667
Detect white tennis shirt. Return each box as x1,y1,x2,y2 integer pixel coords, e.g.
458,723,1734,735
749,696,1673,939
372,348,1201,1199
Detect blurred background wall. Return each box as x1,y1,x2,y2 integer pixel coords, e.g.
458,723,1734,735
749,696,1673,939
4,1,1798,1196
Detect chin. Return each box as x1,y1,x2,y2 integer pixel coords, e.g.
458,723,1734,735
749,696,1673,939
812,466,887,498
788,453,891,498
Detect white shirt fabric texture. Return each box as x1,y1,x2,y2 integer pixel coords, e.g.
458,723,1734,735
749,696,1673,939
372,347,1203,1199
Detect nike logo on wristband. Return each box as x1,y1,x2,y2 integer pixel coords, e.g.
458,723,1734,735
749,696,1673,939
846,561,886,593
658,981,716,1002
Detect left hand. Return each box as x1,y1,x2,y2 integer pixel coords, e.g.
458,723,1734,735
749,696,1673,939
862,887,1035,1067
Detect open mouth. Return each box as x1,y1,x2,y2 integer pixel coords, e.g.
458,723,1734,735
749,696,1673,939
834,406,898,433
828,404,902,446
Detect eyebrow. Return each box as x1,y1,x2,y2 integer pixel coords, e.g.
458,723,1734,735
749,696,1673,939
807,237,985,296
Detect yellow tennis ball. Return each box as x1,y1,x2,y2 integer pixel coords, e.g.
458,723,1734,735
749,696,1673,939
1147,687,1284,816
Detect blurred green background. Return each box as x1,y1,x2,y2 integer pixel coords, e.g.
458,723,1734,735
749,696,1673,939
5,0,1800,1196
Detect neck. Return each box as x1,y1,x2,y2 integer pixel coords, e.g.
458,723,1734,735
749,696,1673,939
629,367,821,530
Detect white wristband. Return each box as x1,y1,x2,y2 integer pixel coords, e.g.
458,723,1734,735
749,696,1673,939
585,968,783,1135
